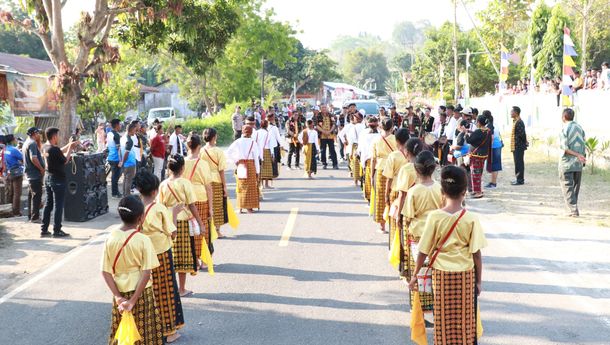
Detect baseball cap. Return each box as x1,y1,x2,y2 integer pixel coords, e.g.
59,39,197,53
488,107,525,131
358,109,366,116
27,127,40,136
461,107,473,115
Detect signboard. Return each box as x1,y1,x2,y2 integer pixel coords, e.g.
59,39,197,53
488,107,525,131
5,72,58,117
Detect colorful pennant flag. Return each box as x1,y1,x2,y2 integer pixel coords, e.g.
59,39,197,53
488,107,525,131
499,45,510,93
562,27,578,107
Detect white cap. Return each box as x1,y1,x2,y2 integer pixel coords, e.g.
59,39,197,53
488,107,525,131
358,109,366,116
461,107,473,115
313,106,320,111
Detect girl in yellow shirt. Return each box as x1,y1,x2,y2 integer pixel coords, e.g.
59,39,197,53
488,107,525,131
403,150,442,314
201,128,229,237
101,195,162,345
135,171,185,342
185,133,215,266
370,118,396,233
158,154,207,297
382,128,410,249
409,165,487,344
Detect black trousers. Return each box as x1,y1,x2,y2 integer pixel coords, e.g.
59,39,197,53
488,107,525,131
287,142,301,167
320,139,338,167
27,178,43,220
513,148,525,183
338,140,345,159
234,130,242,141
41,176,66,233
560,171,582,215
108,161,122,196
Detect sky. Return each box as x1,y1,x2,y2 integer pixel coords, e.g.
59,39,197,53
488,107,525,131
60,0,490,50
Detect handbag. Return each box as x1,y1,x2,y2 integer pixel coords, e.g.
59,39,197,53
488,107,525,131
417,209,467,293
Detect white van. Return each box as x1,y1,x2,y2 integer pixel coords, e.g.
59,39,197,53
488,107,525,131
147,107,180,126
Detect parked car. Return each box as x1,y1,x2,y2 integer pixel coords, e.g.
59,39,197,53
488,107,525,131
147,107,180,126
343,100,380,117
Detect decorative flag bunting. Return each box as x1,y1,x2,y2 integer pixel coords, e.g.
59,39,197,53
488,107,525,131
499,45,510,93
562,27,577,107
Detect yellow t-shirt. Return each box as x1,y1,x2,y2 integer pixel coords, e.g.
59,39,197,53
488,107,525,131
140,202,177,254
200,146,227,184
402,182,443,238
382,151,409,191
371,135,396,170
158,178,198,221
395,163,418,192
101,228,159,293
419,210,488,272
184,157,213,202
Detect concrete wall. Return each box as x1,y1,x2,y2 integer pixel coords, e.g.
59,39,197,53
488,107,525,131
141,84,197,117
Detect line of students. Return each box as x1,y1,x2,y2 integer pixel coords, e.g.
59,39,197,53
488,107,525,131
355,116,488,344
102,129,230,344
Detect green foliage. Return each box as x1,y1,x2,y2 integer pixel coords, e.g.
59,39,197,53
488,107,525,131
14,116,33,134
536,5,575,80
77,63,140,121
477,0,533,54
392,20,430,48
585,137,599,174
530,1,552,73
0,0,48,60
343,48,390,89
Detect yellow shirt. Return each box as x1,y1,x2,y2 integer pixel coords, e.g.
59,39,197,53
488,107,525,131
402,182,443,238
395,163,417,192
371,135,396,170
200,146,227,184
419,210,488,272
158,178,197,221
140,202,177,254
382,151,409,191
101,228,159,293
184,157,213,202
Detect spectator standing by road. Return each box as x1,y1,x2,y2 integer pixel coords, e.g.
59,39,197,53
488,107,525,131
23,127,45,222
150,124,166,180
510,106,527,185
559,108,586,217
232,106,244,140
4,134,24,216
120,122,138,196
95,122,106,153
169,125,186,156
41,127,79,238
316,105,338,170
107,119,123,198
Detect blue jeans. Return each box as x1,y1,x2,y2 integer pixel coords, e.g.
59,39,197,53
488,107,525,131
108,161,122,196
41,176,66,233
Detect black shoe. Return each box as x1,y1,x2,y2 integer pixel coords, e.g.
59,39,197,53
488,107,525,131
323,165,328,170
510,181,524,186
112,193,123,199
40,231,52,237
53,230,70,238
332,165,339,170
424,319,434,328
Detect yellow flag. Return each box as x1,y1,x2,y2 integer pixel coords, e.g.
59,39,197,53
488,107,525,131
410,292,428,345
564,55,576,67
368,188,375,216
477,305,484,339
210,219,219,242
114,311,142,345
200,237,215,276
227,199,240,230
388,229,401,269
562,95,572,107
383,205,389,222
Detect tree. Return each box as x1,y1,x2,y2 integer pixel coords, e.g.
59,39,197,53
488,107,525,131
0,0,240,144
536,5,575,80
343,48,390,89
0,1,48,60
530,1,552,74
476,0,533,54
392,20,429,48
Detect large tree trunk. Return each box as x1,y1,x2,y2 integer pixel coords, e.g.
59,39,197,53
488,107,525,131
58,88,77,145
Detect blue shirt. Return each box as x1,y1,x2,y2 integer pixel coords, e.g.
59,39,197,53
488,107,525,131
120,134,137,168
107,130,121,162
4,145,23,170
492,129,503,149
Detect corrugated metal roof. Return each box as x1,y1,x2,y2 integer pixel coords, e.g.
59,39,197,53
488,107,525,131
0,52,54,75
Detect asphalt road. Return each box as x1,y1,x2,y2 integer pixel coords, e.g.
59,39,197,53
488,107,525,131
0,161,609,345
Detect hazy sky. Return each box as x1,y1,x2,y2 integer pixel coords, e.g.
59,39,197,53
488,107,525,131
60,0,489,50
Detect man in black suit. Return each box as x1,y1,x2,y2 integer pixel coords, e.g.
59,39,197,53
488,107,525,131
510,106,528,185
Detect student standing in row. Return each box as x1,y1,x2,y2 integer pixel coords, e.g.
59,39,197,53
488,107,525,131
299,119,319,179
201,128,229,237
102,195,163,345
135,172,185,343
370,118,396,234
409,166,487,345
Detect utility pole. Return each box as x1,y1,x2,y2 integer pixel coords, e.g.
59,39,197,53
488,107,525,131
452,0,459,104
459,50,486,106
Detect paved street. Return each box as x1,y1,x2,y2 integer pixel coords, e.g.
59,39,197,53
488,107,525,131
1,163,609,345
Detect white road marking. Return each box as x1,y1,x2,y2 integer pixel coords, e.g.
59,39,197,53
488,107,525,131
279,208,299,247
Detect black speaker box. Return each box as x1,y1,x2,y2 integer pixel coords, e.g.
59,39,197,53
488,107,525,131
64,153,109,222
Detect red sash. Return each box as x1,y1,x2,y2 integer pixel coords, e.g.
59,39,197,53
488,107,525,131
188,158,201,181
203,148,219,167
112,230,139,274
381,136,395,152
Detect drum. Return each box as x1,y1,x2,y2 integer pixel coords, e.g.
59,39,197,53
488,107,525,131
424,133,436,146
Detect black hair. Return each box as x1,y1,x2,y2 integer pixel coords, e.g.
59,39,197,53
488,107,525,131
512,106,521,115
405,138,423,156
563,108,575,121
187,132,202,150
439,105,446,112
261,119,269,129
246,116,255,122
135,170,160,197
460,119,471,129
395,128,410,145
414,150,436,177
174,125,182,130
472,108,479,116
381,118,393,131
447,105,455,111
127,122,138,132
476,115,487,126
167,154,185,174
45,127,60,141
203,128,217,143
111,119,121,128
602,62,609,68
306,119,313,125
118,195,145,224
440,165,467,199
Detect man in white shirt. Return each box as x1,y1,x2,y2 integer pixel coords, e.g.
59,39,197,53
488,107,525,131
168,125,185,156
358,116,381,201
446,105,459,145
347,110,366,184
226,125,260,212
298,119,319,178
267,113,283,178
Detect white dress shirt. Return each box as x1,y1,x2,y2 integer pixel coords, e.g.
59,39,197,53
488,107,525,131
226,137,261,174
298,129,319,151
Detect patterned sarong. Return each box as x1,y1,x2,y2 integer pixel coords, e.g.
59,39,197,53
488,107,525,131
210,182,226,227
193,201,212,256
152,250,184,337
351,144,360,182
260,149,274,180
363,160,372,201
433,269,477,345
173,220,197,274
109,287,163,345
374,172,387,224
304,143,317,174
237,160,260,210
407,235,434,312
470,156,485,194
